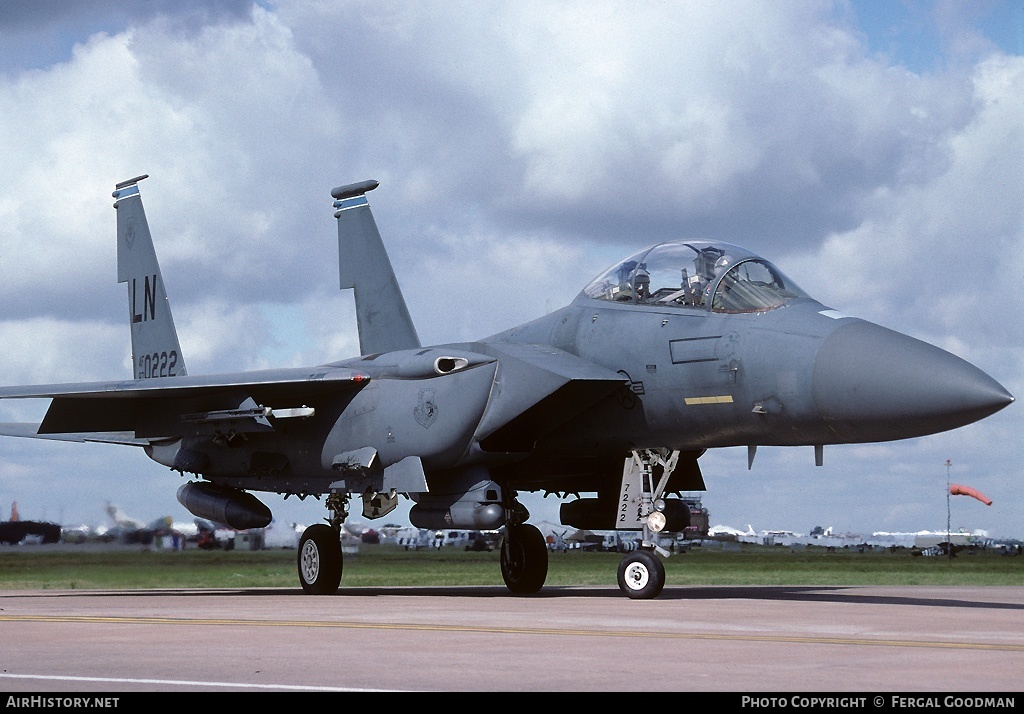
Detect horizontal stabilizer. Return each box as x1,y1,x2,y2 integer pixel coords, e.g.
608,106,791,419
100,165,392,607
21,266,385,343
0,423,149,446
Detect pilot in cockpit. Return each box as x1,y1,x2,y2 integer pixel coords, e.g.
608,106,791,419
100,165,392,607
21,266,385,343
714,254,733,275
614,261,651,302
634,267,651,302
670,268,696,306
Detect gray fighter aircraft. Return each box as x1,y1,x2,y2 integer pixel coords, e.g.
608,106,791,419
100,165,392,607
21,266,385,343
0,176,1013,598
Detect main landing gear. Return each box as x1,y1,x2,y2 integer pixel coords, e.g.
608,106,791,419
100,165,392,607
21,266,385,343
294,490,554,596
294,451,679,599
500,523,548,594
298,523,343,594
297,493,347,595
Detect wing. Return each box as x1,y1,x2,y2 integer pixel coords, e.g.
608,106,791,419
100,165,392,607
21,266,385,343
0,367,371,439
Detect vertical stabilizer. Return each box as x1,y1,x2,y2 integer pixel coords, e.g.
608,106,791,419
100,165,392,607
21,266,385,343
332,180,421,355
112,175,187,379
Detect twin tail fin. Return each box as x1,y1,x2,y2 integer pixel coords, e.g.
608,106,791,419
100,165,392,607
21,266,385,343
332,180,420,355
112,175,187,379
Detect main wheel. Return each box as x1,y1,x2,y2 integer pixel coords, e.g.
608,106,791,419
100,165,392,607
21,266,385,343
617,549,665,599
500,523,548,594
298,524,343,594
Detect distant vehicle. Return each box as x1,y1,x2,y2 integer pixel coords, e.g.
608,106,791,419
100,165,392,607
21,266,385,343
434,529,472,549
394,526,432,550
360,528,380,544
464,531,499,552
465,539,491,552
195,520,235,550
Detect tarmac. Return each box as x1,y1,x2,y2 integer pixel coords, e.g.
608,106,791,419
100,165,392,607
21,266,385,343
1,584,1022,693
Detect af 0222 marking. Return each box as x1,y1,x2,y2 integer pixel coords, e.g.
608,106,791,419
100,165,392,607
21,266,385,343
137,350,180,379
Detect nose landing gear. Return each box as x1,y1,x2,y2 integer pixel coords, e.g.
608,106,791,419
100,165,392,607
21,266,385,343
612,449,681,599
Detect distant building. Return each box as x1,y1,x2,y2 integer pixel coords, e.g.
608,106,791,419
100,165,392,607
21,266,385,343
681,496,709,540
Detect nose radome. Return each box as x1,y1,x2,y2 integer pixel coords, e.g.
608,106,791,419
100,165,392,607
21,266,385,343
812,320,1014,442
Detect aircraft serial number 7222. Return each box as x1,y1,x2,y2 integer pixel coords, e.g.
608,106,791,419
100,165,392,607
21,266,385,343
0,176,1013,598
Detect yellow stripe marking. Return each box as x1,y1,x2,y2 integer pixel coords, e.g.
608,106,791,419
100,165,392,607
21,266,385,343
684,395,734,405
2,614,1022,651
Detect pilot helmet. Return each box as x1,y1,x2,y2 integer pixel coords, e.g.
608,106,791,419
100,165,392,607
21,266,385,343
634,267,650,286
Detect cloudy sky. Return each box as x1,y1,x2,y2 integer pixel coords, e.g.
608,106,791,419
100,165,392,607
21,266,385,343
0,0,1021,540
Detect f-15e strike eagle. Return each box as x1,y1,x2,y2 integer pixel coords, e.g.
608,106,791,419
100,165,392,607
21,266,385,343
0,176,1013,598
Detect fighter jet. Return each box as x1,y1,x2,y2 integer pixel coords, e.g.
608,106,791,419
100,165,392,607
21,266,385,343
0,176,1013,598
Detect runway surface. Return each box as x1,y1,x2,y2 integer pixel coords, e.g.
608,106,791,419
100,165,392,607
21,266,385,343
1,585,1022,693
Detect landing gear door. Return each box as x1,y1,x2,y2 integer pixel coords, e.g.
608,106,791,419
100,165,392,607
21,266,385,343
616,456,644,529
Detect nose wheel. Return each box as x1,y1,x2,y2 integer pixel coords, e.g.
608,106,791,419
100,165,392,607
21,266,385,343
617,549,665,599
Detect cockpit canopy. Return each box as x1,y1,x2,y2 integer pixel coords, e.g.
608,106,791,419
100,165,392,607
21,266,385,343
581,241,808,313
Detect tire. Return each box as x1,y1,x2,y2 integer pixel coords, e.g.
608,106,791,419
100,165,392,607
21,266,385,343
297,524,343,595
617,549,665,599
500,524,548,594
